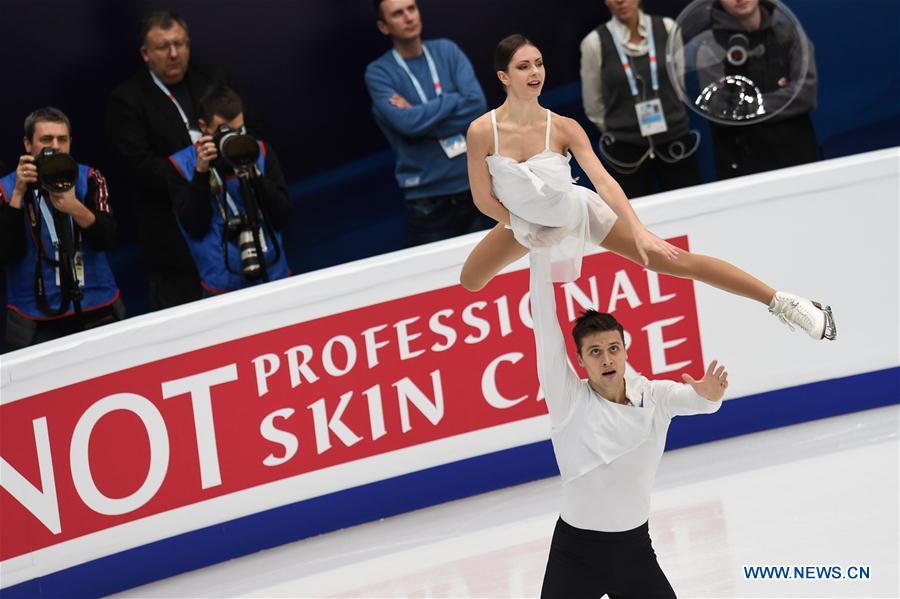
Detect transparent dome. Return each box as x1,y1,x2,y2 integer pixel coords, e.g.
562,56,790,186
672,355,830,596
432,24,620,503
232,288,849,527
665,0,810,126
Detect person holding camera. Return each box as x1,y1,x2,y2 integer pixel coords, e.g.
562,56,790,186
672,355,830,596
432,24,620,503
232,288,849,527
702,0,819,179
107,11,232,309
167,86,291,295
0,108,123,350
580,0,702,199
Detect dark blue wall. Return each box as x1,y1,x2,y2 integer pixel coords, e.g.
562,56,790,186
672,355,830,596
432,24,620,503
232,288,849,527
2,0,899,352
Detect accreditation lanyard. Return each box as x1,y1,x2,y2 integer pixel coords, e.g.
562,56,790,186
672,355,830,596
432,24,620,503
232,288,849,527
209,168,240,218
35,190,68,252
392,44,442,104
149,70,201,141
608,15,659,97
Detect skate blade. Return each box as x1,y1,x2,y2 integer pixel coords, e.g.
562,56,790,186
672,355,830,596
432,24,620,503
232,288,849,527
821,305,837,341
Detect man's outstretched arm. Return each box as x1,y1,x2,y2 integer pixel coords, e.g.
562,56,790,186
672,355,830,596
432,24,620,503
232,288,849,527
656,360,728,418
529,253,582,423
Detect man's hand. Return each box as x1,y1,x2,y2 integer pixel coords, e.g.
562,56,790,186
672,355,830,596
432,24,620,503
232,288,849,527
194,136,218,173
48,188,96,229
682,360,729,402
11,156,38,205
47,188,80,214
14,155,38,190
389,94,412,109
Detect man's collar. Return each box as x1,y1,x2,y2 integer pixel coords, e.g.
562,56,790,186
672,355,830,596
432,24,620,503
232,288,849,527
588,375,644,407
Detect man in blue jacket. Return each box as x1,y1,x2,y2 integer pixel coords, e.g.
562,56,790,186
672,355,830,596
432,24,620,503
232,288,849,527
167,86,292,295
0,108,123,349
366,0,490,247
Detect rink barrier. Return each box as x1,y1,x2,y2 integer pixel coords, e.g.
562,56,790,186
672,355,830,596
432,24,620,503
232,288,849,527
3,366,897,599
2,148,898,596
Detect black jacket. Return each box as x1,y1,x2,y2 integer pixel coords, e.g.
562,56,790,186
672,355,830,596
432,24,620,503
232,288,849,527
707,0,819,178
106,64,230,273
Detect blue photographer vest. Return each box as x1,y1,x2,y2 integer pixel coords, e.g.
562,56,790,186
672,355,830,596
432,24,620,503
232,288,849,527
0,165,119,319
168,142,290,293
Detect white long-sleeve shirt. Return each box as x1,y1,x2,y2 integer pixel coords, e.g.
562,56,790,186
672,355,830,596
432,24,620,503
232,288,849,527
529,253,721,531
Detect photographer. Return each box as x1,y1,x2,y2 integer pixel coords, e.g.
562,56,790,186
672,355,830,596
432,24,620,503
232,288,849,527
701,0,819,179
0,108,123,350
167,86,291,294
107,11,232,309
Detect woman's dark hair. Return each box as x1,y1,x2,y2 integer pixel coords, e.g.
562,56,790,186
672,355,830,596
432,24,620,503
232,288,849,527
572,310,625,353
494,34,537,72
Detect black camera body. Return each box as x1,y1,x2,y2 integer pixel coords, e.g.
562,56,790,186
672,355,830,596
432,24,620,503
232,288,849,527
34,148,78,193
212,125,260,174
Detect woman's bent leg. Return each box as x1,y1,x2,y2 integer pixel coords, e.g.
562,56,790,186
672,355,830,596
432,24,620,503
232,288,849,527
599,220,775,305
460,224,528,291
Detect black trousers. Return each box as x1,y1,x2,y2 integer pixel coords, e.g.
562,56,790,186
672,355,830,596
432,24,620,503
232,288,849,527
404,190,493,248
5,297,126,350
541,518,676,599
711,113,819,180
148,267,202,311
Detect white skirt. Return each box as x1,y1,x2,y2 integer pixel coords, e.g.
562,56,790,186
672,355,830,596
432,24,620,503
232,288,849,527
509,185,618,283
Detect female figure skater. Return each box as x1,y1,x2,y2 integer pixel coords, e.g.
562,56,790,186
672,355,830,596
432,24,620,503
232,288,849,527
460,34,835,340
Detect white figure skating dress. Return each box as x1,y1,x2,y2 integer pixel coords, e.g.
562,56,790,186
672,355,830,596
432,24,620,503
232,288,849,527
486,108,618,282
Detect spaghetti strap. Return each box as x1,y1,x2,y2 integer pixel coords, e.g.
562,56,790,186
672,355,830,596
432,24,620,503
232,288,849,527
544,109,552,151
491,110,500,156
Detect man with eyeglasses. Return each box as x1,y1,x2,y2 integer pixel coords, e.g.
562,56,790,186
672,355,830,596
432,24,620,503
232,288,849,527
106,11,232,310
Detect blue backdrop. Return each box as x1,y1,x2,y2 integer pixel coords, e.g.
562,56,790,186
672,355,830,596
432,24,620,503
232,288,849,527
1,0,898,351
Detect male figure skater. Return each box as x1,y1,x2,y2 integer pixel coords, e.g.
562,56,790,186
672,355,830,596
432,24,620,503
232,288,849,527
529,252,728,598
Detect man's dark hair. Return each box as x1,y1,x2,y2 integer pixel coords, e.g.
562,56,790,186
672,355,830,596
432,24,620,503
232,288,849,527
139,10,189,47
374,0,386,20
572,310,625,353
375,0,416,21
198,85,243,125
24,107,71,141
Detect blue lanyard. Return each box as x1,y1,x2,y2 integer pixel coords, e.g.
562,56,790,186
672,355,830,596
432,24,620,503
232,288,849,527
607,15,659,97
35,190,67,249
210,168,240,216
392,44,442,104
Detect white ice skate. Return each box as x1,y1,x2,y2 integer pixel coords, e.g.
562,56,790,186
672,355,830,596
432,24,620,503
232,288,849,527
768,292,837,340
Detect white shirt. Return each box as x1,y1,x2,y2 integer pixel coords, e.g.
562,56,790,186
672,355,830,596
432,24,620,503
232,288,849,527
529,253,721,531
579,11,678,133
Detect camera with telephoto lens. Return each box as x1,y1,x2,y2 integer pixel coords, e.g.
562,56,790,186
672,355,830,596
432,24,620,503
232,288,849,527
212,124,259,174
34,148,78,192
225,213,263,279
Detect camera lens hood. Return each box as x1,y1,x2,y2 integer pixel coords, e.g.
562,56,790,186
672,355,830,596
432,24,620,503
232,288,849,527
36,150,78,193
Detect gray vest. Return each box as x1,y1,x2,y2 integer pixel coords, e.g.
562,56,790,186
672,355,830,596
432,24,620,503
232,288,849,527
597,17,689,145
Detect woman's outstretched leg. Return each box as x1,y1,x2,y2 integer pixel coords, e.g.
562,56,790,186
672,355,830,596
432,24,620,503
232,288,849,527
599,220,836,339
460,224,528,291
600,220,774,303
